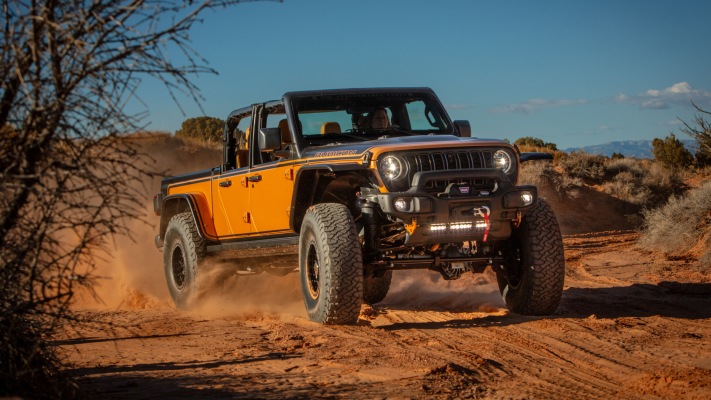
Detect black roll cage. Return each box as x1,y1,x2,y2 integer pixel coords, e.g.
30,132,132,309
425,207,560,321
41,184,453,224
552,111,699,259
222,88,455,171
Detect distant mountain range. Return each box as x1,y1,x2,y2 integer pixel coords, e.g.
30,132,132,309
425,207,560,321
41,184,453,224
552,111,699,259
565,140,698,159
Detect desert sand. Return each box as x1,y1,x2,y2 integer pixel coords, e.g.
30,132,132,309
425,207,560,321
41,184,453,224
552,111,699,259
56,138,711,399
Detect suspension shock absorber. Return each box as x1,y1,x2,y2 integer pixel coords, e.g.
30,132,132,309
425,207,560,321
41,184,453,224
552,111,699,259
359,199,381,264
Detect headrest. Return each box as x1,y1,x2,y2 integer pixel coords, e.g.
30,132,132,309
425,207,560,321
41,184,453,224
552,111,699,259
278,118,291,144
320,122,341,134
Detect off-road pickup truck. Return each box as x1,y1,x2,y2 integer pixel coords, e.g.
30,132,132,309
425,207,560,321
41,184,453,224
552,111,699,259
154,87,565,324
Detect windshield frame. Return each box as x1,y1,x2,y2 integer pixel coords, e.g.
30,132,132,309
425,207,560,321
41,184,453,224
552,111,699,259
284,88,454,148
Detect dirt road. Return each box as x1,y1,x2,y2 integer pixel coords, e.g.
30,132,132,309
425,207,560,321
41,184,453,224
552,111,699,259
57,230,711,399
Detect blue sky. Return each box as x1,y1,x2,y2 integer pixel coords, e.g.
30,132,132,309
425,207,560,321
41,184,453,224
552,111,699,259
136,0,711,150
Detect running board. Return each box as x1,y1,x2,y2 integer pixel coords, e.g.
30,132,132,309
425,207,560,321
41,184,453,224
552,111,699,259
206,235,299,259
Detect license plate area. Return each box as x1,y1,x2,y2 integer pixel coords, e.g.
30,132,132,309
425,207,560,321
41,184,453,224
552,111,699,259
450,202,490,219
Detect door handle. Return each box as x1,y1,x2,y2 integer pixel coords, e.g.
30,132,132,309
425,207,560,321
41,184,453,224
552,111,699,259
247,175,262,183
219,180,232,187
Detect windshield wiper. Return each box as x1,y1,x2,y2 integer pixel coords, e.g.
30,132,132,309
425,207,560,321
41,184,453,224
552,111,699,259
385,127,415,136
361,127,415,136
319,132,369,141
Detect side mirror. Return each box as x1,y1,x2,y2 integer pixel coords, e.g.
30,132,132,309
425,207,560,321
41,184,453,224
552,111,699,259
258,128,281,152
519,152,554,162
453,120,471,138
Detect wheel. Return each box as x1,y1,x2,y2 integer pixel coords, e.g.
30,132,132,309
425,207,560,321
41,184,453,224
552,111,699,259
299,203,363,324
363,270,392,304
496,199,565,315
163,212,205,309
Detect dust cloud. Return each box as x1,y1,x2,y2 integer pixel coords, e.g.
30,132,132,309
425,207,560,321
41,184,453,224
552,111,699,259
74,135,309,319
383,270,505,312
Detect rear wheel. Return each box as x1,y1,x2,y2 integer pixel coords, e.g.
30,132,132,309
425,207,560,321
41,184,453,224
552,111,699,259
299,203,363,324
496,199,565,315
163,212,205,309
363,270,392,304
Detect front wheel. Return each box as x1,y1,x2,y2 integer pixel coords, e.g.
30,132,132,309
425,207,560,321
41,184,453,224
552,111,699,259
496,199,565,315
299,203,363,324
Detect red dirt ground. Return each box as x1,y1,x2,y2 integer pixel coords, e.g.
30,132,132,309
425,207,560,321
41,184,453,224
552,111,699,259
56,138,711,399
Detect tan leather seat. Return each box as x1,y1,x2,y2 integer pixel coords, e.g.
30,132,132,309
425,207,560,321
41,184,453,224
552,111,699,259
321,122,341,134
236,126,250,168
278,118,292,144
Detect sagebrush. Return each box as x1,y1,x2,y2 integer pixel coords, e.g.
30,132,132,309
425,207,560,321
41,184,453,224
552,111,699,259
638,181,711,269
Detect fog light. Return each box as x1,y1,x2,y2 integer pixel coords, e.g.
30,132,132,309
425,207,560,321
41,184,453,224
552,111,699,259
521,191,534,206
394,197,410,212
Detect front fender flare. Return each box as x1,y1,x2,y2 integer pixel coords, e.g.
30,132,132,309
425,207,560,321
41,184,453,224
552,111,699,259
289,164,373,232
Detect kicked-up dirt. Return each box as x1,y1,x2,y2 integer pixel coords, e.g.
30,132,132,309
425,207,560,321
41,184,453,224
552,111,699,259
58,230,711,399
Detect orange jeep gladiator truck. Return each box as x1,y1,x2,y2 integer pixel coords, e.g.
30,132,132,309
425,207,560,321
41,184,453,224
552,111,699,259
154,87,564,324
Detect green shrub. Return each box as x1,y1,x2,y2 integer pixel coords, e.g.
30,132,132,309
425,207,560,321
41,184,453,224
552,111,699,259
652,133,694,170
514,136,558,151
175,116,225,143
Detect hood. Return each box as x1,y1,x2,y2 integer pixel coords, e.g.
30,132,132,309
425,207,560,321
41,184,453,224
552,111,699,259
299,134,512,160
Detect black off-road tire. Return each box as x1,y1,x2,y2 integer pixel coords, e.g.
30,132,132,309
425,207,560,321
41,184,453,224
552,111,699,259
497,199,565,316
299,203,363,324
163,212,206,309
363,271,392,304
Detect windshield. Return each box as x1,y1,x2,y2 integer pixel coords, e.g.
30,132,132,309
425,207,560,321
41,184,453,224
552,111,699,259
292,92,452,142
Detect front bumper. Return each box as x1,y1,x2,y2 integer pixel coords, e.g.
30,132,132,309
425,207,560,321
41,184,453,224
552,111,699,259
366,169,537,245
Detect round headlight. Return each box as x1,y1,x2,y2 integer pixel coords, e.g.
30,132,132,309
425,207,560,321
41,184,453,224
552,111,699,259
493,150,512,173
380,156,403,180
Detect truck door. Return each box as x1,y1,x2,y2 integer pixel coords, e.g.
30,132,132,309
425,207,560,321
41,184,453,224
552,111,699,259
247,107,295,235
248,163,294,235
212,111,253,238
214,169,251,238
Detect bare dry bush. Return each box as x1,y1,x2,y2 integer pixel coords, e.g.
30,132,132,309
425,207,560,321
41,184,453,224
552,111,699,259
518,160,583,203
680,102,711,167
518,160,555,187
602,158,684,208
558,151,607,183
0,1,252,398
639,181,711,270
178,134,224,152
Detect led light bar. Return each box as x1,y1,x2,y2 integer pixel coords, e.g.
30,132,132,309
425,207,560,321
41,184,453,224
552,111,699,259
450,222,473,230
430,223,447,231
428,221,488,232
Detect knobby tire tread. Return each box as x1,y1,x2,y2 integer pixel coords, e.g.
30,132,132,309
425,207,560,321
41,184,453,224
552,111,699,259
165,212,205,308
504,199,565,315
303,203,363,325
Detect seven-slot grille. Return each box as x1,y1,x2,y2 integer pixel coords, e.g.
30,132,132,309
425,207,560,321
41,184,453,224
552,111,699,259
402,150,497,193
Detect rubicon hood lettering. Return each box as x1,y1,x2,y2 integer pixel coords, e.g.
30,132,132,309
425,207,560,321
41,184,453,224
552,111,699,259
314,150,359,157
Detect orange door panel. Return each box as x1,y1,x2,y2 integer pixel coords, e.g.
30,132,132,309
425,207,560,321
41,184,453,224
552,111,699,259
214,171,251,238
248,164,294,235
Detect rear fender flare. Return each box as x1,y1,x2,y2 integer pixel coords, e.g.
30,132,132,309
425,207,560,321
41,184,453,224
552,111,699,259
159,193,218,242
